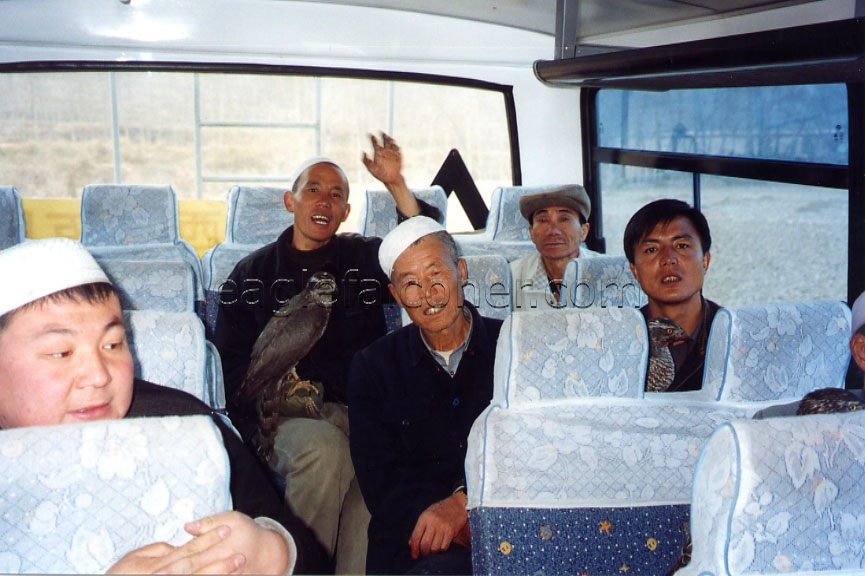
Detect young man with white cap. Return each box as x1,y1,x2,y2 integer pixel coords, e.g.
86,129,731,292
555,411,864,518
0,238,326,575
348,216,503,575
510,184,599,310
213,133,442,574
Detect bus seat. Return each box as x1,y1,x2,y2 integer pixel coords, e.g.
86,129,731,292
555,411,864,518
124,310,225,411
562,255,648,310
454,185,556,262
224,184,293,246
358,186,447,237
461,253,511,320
464,308,754,575
679,412,865,575
465,400,739,576
200,242,256,339
702,300,851,404
98,259,198,313
0,185,26,249
493,308,648,408
487,185,554,242
0,415,231,574
80,184,204,310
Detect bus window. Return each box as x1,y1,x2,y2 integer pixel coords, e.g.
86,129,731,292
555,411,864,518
0,70,514,252
593,84,849,306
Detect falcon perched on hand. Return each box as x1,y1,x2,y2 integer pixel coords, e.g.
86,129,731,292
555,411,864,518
237,270,337,462
646,318,687,392
796,387,865,415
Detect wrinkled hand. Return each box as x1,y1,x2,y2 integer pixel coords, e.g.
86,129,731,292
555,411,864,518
362,132,405,188
106,511,289,575
408,492,469,560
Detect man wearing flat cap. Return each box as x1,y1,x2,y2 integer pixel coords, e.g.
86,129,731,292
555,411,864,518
348,216,503,575
510,184,599,310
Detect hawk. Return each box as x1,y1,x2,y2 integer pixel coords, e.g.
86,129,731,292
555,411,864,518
796,387,865,415
646,317,687,392
237,270,336,462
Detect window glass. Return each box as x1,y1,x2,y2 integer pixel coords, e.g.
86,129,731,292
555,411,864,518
601,164,847,306
599,164,693,256
700,176,846,306
0,70,513,241
597,85,848,165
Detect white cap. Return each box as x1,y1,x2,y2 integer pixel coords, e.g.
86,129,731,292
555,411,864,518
378,216,446,278
852,291,865,335
0,238,110,317
291,156,346,190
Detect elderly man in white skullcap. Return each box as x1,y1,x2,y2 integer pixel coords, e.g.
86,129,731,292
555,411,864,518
212,133,443,574
348,216,503,576
0,238,328,575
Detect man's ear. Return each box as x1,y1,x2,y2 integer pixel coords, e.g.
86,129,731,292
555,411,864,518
341,203,351,222
629,261,640,284
580,222,590,243
702,250,711,273
283,191,295,213
388,282,399,305
457,258,468,287
851,333,865,372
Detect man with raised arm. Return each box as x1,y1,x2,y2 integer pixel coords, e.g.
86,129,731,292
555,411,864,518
213,133,441,574
349,216,503,575
510,184,599,310
624,199,720,392
0,237,327,575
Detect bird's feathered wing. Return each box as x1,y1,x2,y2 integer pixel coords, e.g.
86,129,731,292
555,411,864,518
237,271,335,404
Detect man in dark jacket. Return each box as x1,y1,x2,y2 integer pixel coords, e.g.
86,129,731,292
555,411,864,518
349,217,503,575
0,237,326,574
624,199,719,392
213,133,441,574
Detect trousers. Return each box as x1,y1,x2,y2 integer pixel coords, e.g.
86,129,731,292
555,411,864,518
272,402,371,574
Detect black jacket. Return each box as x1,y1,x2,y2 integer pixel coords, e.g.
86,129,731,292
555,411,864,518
348,303,503,574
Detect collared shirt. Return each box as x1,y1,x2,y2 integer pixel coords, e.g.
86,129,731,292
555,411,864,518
420,308,474,377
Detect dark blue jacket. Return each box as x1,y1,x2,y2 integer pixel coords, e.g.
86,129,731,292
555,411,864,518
348,303,502,574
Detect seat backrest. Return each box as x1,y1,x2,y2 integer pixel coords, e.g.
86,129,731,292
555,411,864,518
359,186,448,237
0,415,230,574
225,185,293,245
99,259,197,313
81,184,180,247
682,412,865,575
493,307,648,407
487,185,562,242
702,300,851,403
563,255,648,309
200,242,259,339
0,185,26,249
124,310,224,410
461,254,512,320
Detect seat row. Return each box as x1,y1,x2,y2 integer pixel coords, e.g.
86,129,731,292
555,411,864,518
467,299,855,575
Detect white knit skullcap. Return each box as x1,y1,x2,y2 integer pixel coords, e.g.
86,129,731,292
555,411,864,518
0,238,110,317
291,156,347,190
378,216,446,278
852,291,865,335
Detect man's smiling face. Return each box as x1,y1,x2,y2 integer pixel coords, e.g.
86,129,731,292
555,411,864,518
284,162,351,251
